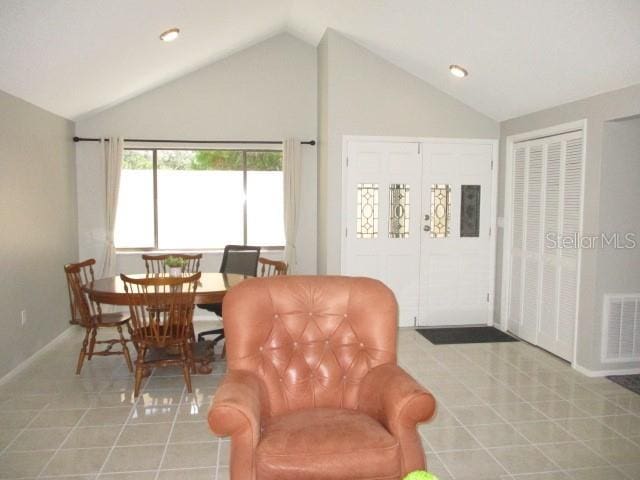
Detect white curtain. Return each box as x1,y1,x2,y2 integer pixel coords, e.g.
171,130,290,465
283,138,302,272
101,137,124,277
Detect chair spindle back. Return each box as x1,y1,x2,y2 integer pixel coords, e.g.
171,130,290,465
258,257,288,277
121,273,201,348
64,259,101,327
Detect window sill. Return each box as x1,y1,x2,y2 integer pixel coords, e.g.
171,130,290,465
116,246,284,255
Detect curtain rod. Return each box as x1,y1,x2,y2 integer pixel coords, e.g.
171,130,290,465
73,136,315,146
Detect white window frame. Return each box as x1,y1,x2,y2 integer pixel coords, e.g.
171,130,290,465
115,145,285,252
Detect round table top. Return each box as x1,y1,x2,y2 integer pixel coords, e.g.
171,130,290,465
85,272,248,306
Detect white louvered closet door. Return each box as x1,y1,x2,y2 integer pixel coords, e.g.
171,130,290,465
507,131,583,360
508,145,526,338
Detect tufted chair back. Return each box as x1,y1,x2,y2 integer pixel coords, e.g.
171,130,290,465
221,276,398,417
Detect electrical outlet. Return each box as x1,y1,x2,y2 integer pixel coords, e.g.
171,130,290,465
20,310,27,327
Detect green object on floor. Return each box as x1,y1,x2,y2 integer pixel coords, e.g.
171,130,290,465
403,471,438,480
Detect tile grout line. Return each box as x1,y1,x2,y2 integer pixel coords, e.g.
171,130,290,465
438,346,569,477
414,335,639,479
153,385,187,480
441,403,519,478
94,371,151,479
499,394,592,476
39,465,228,479
8,437,219,454
214,435,222,480
430,395,638,479
0,403,51,457
535,366,640,479
427,450,456,479
32,473,97,479
36,405,94,478
556,418,637,479
419,342,571,474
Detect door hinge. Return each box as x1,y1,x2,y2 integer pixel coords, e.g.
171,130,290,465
489,226,492,236
486,293,490,303
491,160,494,170
345,227,348,238
418,144,421,154
346,156,349,167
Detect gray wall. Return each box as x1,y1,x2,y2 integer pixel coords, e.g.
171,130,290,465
75,33,318,276
597,116,640,352
0,89,78,378
499,84,640,372
317,29,499,274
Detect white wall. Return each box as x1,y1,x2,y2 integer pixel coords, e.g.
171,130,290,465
316,29,499,274
75,33,317,275
0,89,78,378
499,84,640,373
316,34,330,275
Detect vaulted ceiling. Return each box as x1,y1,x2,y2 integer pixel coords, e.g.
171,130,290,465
1,0,639,121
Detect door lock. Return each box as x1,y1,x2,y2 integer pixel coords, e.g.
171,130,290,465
423,225,431,232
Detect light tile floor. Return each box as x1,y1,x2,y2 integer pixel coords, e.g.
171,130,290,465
0,325,639,480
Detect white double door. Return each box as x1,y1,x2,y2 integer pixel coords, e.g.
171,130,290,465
344,140,495,327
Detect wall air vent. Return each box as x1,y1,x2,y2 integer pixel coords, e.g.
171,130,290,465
601,294,640,363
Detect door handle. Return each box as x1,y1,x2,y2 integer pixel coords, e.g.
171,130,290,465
423,225,431,232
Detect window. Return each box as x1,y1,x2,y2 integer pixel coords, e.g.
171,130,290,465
356,183,379,239
114,149,285,250
460,185,481,237
430,184,451,238
388,184,410,238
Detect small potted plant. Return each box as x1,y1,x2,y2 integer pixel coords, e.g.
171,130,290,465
164,256,185,277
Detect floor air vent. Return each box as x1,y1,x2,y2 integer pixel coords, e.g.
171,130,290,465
602,294,640,363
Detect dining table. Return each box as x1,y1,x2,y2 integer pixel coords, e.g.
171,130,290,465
85,271,248,305
83,272,249,373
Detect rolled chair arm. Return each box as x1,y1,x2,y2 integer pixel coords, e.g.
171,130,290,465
208,370,264,480
209,369,262,437
358,364,436,474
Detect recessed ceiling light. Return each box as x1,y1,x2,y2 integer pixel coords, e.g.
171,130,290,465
449,64,468,78
159,28,180,42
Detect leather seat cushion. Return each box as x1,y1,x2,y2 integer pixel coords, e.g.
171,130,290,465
256,408,401,480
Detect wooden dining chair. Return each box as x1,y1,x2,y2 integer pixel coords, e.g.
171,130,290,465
64,259,134,375
142,253,202,274
121,272,201,397
258,257,288,277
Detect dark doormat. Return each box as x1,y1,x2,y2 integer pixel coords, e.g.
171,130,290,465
606,375,640,396
416,326,518,345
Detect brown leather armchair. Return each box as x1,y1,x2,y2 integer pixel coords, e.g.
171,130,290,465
208,276,436,480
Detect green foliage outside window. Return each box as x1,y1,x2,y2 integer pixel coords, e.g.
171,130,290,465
122,149,282,171
122,151,153,169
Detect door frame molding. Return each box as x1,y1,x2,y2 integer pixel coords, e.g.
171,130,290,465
340,135,499,326
500,120,588,365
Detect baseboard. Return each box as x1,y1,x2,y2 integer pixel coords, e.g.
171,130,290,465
0,326,76,386
572,363,640,377
193,314,220,322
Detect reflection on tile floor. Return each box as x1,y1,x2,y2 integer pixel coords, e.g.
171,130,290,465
0,324,639,479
